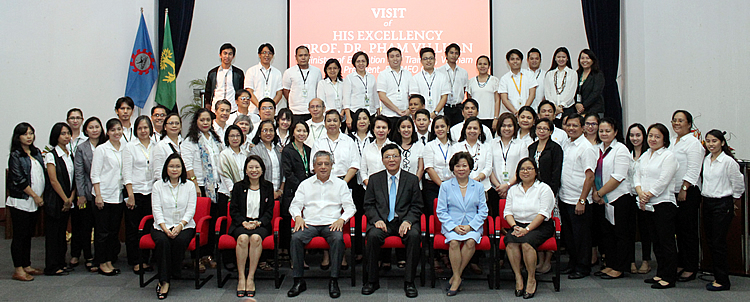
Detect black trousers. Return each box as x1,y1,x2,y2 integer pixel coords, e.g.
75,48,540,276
44,211,70,274
152,226,195,283
349,178,365,255
702,196,734,285
125,193,152,265
675,186,701,273
70,199,95,260
443,104,463,127
291,225,345,278
590,202,605,253
198,186,221,257
95,202,124,264
365,218,421,284
9,207,37,268
635,201,653,261
421,179,440,217
599,195,634,272
292,114,312,126
648,202,678,283
559,202,592,274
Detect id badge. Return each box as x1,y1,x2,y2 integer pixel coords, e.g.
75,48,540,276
302,89,308,98
264,86,271,97
364,95,370,106
502,171,510,183
427,98,433,107
576,94,581,103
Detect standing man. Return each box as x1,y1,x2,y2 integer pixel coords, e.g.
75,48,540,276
204,43,245,113
437,43,468,127
213,99,232,144
498,49,538,115
304,99,326,147
283,45,322,124
526,48,546,110
244,43,283,115
115,96,135,144
414,109,431,147
410,47,451,120
287,150,356,298
150,104,168,137
449,98,493,140
377,47,413,126
361,144,423,298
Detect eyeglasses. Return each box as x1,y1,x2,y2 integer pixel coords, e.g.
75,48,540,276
585,122,599,127
260,51,273,55
67,117,83,120
260,106,274,111
519,167,535,172
537,127,550,132
383,154,401,160
152,114,166,118
166,122,180,126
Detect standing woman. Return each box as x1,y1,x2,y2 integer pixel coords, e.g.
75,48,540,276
359,116,391,185
625,124,652,274
231,155,275,297
219,125,250,211
516,106,537,146
489,113,528,217
591,118,633,279
436,152,489,296
151,154,197,299
150,113,182,182
466,55,501,131
669,109,704,282
66,108,87,156
634,123,679,289
544,47,578,123
91,118,125,275
249,120,284,199
44,122,76,276
317,58,345,118
343,51,378,130
701,130,745,291
233,114,255,153
73,117,103,272
122,116,155,273
392,116,424,179
281,122,312,261
584,113,602,267
575,49,604,115
584,114,600,146
183,108,223,267
276,108,293,149
7,123,45,281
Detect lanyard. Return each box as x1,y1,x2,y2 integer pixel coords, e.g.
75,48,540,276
68,137,81,155
328,80,340,100
326,137,340,154
298,67,310,86
499,139,512,167
357,74,368,95
464,142,481,171
422,70,436,98
169,183,180,207
260,67,270,86
293,142,309,175
438,142,450,163
138,141,150,164
512,73,523,96
390,69,403,92
312,124,325,141
447,67,456,88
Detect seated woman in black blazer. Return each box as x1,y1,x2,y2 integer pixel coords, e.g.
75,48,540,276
230,155,274,298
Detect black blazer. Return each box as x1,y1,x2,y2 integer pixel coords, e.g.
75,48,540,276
44,148,75,218
528,140,563,196
280,143,312,212
364,170,423,226
229,180,274,236
7,148,46,200
204,65,245,109
576,71,604,114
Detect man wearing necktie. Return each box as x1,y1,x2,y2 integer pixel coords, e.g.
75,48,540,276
362,144,423,298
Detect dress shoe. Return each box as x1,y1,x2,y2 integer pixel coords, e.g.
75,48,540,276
361,282,380,295
601,273,625,280
12,272,34,281
560,267,574,274
24,268,43,275
706,282,730,291
287,279,307,297
678,273,696,282
404,282,418,298
98,269,117,276
644,277,659,284
651,281,675,289
567,272,588,279
320,263,330,270
329,279,341,298
523,291,536,299
515,289,524,297
593,271,605,277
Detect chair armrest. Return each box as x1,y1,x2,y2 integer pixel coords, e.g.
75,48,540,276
272,216,282,233
195,215,212,236
138,215,154,232
487,216,495,235
420,214,426,236
360,215,368,237
429,215,436,238
553,217,561,239
215,216,226,235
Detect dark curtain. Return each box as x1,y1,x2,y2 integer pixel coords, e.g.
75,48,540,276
581,0,622,130
158,0,195,112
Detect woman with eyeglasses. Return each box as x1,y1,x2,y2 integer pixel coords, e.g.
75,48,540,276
150,113,182,182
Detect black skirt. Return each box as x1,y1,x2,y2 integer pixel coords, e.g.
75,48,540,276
230,225,270,239
504,219,555,249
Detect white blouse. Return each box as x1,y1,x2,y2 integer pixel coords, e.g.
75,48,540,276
90,141,123,204
701,153,745,199
597,141,633,202
544,67,578,110
466,75,500,119
150,136,181,182
633,147,679,210
504,180,555,223
45,145,74,188
151,181,196,230
342,72,378,115
360,139,390,182
669,134,704,191
122,138,155,194
399,142,424,177
423,139,454,182
491,138,529,185
182,134,222,186
317,78,345,113
450,139,493,191
246,188,261,219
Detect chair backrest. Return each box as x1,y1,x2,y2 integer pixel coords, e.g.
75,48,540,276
434,197,491,234
195,197,211,222
498,199,510,228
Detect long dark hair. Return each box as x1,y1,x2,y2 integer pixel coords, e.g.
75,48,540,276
647,123,671,149
323,58,343,81
625,123,648,156
577,49,601,74
391,115,418,146
187,108,220,144
252,120,280,145
458,117,487,143
428,115,453,142
49,122,72,147
161,153,187,183
10,122,39,156
349,108,372,137
242,155,268,185
101,118,122,144
704,129,735,160
548,47,573,71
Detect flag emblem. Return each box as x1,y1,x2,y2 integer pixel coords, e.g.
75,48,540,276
131,49,155,75
159,48,176,83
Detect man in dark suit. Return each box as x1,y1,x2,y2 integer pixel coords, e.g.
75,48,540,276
361,144,423,298
204,43,245,112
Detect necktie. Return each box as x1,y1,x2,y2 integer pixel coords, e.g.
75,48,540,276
388,175,397,221
421,136,426,145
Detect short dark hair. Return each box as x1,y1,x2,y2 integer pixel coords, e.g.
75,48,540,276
295,45,309,55
477,55,491,70
598,117,623,143
325,109,342,122
292,121,310,141
518,106,538,139
566,112,585,127
82,117,103,140
449,151,474,171
386,47,401,57
258,98,276,110
527,48,541,59
536,118,554,136
220,43,236,55
429,115,453,142
115,96,134,110
419,47,435,58
462,98,479,111
215,99,232,111
133,115,153,138
323,58,343,81
161,153,187,183
380,143,400,156
672,110,693,128
351,51,369,66
537,100,556,114
496,112,519,138
235,89,251,100
647,123,671,148
257,43,274,55
515,157,539,183
415,109,431,120
372,115,391,131
242,155,267,185
349,108,372,136
224,124,245,147
252,120,280,145
445,43,460,55
276,108,293,128
506,49,523,61
409,94,425,105
67,108,83,119
160,113,182,140
459,117,486,143
151,104,168,115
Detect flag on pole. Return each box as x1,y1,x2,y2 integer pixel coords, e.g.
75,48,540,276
125,11,157,109
155,9,176,109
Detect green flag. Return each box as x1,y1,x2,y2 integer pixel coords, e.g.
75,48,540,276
155,12,176,109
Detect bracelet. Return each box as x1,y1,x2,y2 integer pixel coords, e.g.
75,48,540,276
525,226,530,231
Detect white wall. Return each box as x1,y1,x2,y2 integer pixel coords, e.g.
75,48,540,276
622,0,750,159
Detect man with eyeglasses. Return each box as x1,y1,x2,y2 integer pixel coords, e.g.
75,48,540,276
150,104,168,136
205,43,245,113
304,98,326,147
244,43,283,114
227,89,260,126
362,144,423,298
283,45,323,124
377,47,413,127
409,47,451,120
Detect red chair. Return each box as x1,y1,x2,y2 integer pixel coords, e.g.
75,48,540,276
138,196,214,289
495,198,561,291
429,198,495,288
360,215,427,286
290,218,356,286
215,200,283,288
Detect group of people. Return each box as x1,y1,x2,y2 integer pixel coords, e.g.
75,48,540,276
5,41,744,300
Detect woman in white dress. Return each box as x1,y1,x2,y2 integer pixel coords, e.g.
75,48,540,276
466,55,500,130
544,47,578,126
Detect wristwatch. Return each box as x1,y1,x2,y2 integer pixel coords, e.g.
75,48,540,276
525,226,530,231
578,198,586,205
682,185,689,191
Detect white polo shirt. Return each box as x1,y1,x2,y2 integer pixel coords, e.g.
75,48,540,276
437,64,469,105
378,66,413,117
409,68,451,114
559,135,598,205
498,69,539,112
316,78,344,112
343,72,378,115
282,65,322,115
244,63,283,113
